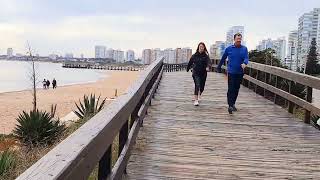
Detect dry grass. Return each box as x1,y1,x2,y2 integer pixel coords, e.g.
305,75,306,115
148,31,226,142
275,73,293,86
0,115,130,179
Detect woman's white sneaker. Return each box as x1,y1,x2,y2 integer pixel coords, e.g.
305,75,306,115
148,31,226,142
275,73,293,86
194,100,199,106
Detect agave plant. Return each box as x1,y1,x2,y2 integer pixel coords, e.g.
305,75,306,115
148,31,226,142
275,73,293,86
0,150,16,176
13,109,66,146
74,94,106,119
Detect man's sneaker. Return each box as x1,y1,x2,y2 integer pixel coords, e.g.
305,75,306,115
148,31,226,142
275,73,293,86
194,100,199,106
232,105,237,111
228,106,233,114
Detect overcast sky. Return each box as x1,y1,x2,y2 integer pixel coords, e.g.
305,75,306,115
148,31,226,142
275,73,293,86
1,0,320,57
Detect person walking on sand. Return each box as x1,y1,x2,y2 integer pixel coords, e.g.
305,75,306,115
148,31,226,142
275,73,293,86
187,42,211,106
46,79,51,89
217,33,249,114
52,78,57,89
43,79,47,89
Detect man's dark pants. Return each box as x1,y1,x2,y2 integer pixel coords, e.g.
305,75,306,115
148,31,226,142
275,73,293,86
227,73,244,107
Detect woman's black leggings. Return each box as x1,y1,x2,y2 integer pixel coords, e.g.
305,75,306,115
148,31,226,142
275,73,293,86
192,73,207,95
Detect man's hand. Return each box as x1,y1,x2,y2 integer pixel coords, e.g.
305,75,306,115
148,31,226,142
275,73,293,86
241,63,247,70
206,67,210,72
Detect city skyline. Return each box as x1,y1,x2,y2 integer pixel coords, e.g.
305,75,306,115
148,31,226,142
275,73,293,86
1,0,320,57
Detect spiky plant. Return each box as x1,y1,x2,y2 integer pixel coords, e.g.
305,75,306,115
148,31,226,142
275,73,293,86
74,94,106,119
0,150,16,176
13,109,66,146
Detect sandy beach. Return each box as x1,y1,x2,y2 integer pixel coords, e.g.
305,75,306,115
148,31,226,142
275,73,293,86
0,70,140,134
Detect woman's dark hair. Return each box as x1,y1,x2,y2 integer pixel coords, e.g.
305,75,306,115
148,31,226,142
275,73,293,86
196,42,209,55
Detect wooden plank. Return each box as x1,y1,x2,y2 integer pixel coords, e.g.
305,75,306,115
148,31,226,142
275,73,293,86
126,71,320,179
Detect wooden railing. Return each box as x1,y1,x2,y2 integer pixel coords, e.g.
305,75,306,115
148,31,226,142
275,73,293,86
164,63,188,72
211,59,320,124
17,58,164,180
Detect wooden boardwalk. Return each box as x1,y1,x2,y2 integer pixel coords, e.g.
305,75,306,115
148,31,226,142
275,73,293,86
125,72,320,179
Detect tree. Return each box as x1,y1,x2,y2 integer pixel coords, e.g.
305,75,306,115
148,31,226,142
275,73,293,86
305,38,320,75
26,43,38,111
249,48,282,67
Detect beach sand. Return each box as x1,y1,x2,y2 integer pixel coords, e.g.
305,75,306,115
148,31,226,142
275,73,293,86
0,70,140,134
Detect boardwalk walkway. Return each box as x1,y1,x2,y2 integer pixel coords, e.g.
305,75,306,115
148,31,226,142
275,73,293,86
125,72,320,179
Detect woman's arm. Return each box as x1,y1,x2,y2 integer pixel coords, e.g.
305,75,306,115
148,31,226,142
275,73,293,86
206,55,212,71
187,55,194,72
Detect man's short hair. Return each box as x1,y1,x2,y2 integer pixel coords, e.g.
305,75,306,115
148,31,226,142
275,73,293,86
234,33,242,39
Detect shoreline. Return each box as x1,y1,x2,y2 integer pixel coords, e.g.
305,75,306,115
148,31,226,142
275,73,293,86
0,70,140,134
0,74,109,95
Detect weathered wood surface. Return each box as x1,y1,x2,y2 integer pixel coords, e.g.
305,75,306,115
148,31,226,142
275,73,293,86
16,58,163,180
125,72,320,179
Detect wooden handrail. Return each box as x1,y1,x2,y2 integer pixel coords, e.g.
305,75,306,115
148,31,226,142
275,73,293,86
17,57,164,180
211,59,320,123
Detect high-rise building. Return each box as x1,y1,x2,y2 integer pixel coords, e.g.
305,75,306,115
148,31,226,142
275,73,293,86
226,26,245,47
181,48,192,63
7,48,13,58
256,37,287,64
95,46,106,58
142,49,152,64
106,48,114,59
150,48,163,63
297,8,320,69
287,30,298,70
113,50,124,63
163,48,176,64
175,48,183,64
256,39,273,51
210,41,226,59
126,50,135,62
273,37,287,64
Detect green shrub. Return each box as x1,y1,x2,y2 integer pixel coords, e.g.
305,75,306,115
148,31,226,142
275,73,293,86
74,94,106,119
0,150,16,176
13,109,66,146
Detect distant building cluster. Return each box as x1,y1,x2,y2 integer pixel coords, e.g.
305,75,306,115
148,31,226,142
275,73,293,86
95,45,135,63
256,37,286,65
142,47,192,65
254,8,320,71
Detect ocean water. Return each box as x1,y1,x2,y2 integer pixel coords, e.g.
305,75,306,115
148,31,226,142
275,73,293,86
0,60,108,93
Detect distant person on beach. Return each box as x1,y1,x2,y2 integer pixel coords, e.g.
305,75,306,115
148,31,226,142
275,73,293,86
217,33,249,114
43,79,47,89
52,78,57,89
46,80,50,89
187,42,211,106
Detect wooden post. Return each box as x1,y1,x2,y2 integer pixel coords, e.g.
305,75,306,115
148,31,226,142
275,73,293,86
304,86,313,124
254,70,258,93
249,67,252,89
119,120,129,174
274,75,278,104
98,146,112,180
288,81,294,114
264,72,267,97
